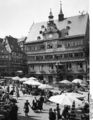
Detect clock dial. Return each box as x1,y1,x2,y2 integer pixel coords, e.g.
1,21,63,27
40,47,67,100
49,34,53,38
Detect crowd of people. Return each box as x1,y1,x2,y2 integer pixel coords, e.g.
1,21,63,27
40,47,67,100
0,78,89,120
23,95,44,116
0,91,18,120
49,102,89,120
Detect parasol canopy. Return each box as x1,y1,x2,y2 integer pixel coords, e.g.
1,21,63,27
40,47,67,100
12,76,20,81
19,77,28,82
38,84,53,90
60,92,85,99
72,79,82,84
49,93,83,108
28,77,37,80
59,80,71,84
23,79,41,86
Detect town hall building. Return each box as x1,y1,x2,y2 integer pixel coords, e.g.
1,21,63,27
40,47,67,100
25,3,89,83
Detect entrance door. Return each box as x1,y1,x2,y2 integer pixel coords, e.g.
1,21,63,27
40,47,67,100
48,76,53,83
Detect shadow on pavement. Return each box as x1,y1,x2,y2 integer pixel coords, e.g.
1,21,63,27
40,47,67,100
18,115,41,120
31,109,48,114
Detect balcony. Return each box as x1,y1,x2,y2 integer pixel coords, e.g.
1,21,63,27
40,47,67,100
78,68,84,72
40,70,46,74
29,70,36,74
67,68,72,73
49,69,56,74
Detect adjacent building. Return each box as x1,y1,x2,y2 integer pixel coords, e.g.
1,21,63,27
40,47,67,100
0,36,27,76
25,5,89,83
0,38,10,76
18,37,27,52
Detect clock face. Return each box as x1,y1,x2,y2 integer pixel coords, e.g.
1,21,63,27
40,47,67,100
49,34,53,38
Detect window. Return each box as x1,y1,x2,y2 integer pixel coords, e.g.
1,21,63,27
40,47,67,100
64,54,68,58
75,41,78,46
67,63,71,69
78,62,83,69
36,56,43,61
39,44,45,50
49,64,53,69
66,42,70,47
45,55,53,60
69,53,73,58
31,65,34,70
40,65,44,71
47,42,53,49
30,46,35,51
80,63,83,68
28,56,35,61
74,53,79,57
57,44,62,48
70,41,74,47
57,41,62,48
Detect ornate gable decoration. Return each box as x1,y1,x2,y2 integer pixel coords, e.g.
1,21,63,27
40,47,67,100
39,21,60,40
38,9,69,40
39,9,60,40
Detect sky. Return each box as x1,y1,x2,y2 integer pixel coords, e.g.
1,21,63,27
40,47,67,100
0,0,89,38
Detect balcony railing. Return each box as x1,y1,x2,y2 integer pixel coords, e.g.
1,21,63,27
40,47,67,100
40,70,46,74
49,69,56,74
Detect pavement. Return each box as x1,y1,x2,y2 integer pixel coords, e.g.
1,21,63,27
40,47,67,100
15,91,63,120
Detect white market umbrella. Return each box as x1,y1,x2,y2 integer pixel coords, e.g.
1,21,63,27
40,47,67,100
49,93,83,108
28,77,37,80
12,76,20,81
23,79,41,86
80,80,88,86
50,89,61,94
19,77,28,82
38,84,53,90
72,79,82,84
59,80,71,84
16,70,23,73
60,92,85,99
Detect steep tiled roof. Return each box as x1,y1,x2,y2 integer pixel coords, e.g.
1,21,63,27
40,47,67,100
18,37,27,43
0,38,3,43
0,39,9,54
26,14,88,43
5,36,22,52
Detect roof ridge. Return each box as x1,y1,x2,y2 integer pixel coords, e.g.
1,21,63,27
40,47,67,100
31,13,88,24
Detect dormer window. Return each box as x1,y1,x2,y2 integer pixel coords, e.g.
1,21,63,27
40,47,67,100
39,31,43,34
41,25,45,28
37,36,41,40
67,20,72,24
66,26,70,30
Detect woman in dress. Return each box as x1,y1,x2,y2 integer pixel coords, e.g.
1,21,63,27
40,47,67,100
24,100,31,116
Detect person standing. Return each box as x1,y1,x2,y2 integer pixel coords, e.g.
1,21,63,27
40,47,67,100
56,104,61,120
52,109,56,120
49,108,54,120
9,102,18,120
16,86,19,99
24,100,31,117
39,95,44,110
